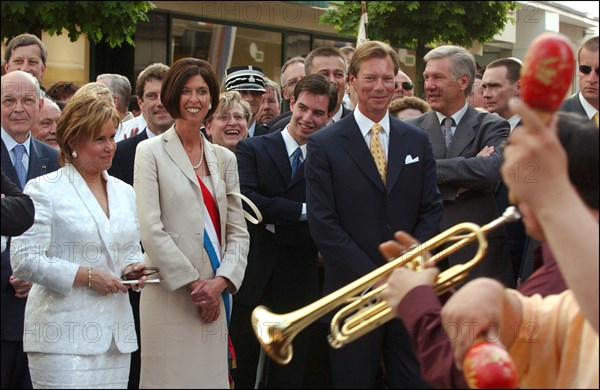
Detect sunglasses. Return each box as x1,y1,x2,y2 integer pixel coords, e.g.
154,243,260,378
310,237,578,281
395,81,414,90
579,65,600,76
121,266,160,281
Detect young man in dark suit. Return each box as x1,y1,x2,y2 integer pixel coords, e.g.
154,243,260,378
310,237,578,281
233,74,337,388
1,70,60,389
306,41,443,388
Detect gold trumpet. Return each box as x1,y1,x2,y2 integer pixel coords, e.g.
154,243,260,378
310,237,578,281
252,206,521,365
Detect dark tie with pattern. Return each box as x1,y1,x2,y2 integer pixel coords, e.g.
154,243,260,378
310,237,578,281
290,147,302,177
13,144,27,189
441,117,454,148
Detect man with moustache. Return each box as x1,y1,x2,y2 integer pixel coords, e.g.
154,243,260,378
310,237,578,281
1,70,59,389
30,98,60,149
560,36,598,127
232,74,337,388
306,41,442,388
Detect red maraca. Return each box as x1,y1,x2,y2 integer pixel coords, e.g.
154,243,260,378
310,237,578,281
509,32,575,204
519,32,575,123
463,340,518,389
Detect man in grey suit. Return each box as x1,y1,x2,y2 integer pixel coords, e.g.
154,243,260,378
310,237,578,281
407,45,514,288
1,70,59,388
559,36,598,127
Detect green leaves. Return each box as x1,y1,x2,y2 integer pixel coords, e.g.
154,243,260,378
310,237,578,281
320,1,517,95
1,1,155,48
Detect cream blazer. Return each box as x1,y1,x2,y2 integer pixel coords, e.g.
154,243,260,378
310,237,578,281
11,164,143,355
133,127,249,388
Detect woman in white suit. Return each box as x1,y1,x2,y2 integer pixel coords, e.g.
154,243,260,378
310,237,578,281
11,94,148,389
134,58,249,388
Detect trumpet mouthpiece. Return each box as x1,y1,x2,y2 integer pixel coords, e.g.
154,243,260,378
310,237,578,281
503,206,522,222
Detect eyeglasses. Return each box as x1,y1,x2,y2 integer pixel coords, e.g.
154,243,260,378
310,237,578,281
579,65,600,76
121,266,160,281
395,81,414,91
215,113,247,122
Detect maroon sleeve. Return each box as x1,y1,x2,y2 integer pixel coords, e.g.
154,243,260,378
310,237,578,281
397,285,468,388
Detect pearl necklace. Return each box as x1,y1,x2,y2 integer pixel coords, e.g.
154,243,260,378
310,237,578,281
192,139,204,170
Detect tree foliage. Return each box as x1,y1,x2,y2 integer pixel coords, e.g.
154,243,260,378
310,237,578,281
1,1,155,48
321,1,518,95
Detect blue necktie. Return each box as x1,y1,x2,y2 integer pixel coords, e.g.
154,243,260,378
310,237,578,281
290,147,303,177
13,144,27,189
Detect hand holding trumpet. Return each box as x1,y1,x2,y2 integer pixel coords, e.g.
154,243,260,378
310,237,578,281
379,231,439,317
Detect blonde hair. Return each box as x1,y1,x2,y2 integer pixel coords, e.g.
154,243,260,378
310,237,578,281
388,96,430,117
209,91,251,121
72,82,114,107
56,93,120,166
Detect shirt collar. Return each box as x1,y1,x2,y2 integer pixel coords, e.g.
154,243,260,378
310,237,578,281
353,106,390,139
578,92,598,120
434,102,470,126
330,105,344,124
1,128,31,156
508,115,521,131
281,125,306,159
248,121,257,137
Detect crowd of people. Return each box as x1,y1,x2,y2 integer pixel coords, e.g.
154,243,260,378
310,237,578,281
1,29,598,389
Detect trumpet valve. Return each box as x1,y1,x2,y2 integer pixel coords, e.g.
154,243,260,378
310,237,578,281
404,254,425,271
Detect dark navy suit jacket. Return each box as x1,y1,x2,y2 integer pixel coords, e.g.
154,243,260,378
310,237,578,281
235,131,318,308
108,129,149,186
1,137,59,341
306,113,442,296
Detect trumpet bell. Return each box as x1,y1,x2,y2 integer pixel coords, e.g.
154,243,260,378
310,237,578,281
251,306,294,365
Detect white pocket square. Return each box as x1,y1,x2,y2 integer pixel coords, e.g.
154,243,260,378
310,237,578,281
405,155,420,164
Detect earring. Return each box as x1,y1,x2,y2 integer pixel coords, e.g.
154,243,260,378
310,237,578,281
72,150,78,158
208,103,212,110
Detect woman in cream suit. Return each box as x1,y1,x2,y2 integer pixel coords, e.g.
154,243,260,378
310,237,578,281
11,94,148,388
134,58,249,388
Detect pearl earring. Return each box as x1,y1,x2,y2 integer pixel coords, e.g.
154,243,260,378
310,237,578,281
72,150,78,158
208,103,212,110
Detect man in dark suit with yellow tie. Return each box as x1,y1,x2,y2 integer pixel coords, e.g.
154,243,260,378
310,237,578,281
306,41,442,388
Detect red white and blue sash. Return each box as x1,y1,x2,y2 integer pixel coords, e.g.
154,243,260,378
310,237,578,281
197,176,236,388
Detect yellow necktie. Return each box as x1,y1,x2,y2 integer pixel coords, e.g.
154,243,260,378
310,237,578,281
593,112,599,128
370,124,387,185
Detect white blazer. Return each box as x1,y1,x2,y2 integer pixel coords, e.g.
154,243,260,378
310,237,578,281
11,164,143,355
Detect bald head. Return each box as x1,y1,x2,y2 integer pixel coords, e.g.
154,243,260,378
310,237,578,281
1,70,44,143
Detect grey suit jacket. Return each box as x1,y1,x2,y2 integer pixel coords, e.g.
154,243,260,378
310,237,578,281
407,106,515,287
559,93,588,117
